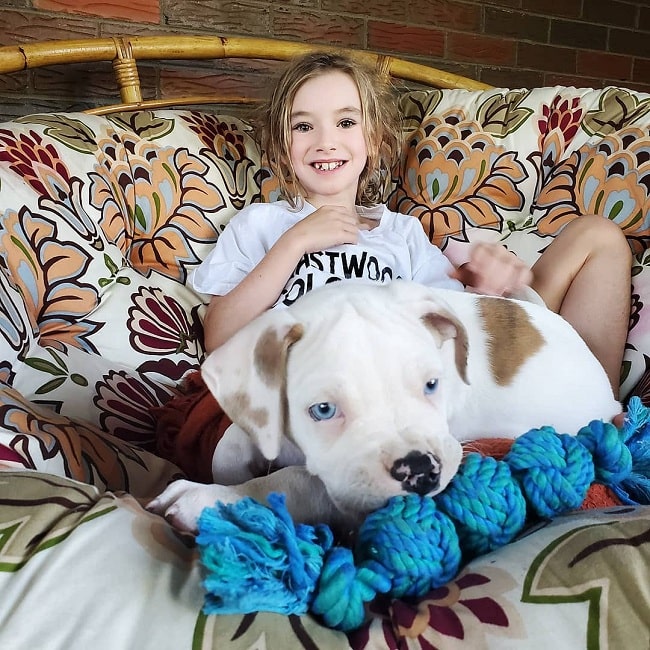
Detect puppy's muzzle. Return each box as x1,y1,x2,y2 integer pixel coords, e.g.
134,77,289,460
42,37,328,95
390,451,442,495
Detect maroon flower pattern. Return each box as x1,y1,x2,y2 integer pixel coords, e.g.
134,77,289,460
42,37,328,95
127,286,202,358
350,569,520,649
93,370,176,451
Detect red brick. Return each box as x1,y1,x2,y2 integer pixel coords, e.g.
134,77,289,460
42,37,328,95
633,58,650,85
447,33,516,66
583,0,636,28
321,0,403,22
0,10,98,43
1,98,74,120
35,0,160,23
577,51,632,83
368,21,445,57
0,65,28,91
522,0,582,18
160,67,269,102
610,29,650,59
518,42,576,74
272,9,364,47
480,0,519,7
484,8,548,43
98,22,177,37
408,0,481,31
480,66,544,89
550,19,606,50
640,7,650,32
34,62,157,100
617,80,650,94
543,73,603,88
164,0,270,34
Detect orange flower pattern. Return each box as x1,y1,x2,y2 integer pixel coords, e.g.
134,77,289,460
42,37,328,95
534,129,650,253
0,207,100,352
388,99,531,248
90,133,224,282
390,112,529,247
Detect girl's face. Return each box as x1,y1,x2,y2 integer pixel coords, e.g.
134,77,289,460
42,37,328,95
288,70,368,209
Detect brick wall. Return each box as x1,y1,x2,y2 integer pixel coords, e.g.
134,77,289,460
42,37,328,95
1,0,650,119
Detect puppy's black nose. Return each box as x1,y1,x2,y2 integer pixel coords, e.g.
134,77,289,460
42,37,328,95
390,451,442,495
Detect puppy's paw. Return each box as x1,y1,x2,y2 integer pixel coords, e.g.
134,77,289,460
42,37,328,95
146,480,241,533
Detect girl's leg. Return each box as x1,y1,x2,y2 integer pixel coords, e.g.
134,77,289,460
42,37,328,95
530,215,632,399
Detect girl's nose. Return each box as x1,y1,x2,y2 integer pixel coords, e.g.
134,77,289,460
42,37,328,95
316,138,337,151
315,128,338,151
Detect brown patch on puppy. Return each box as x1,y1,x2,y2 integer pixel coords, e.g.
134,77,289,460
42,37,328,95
422,311,470,384
221,391,269,430
252,323,304,446
254,323,304,387
479,297,545,386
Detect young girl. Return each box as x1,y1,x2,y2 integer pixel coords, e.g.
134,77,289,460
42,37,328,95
192,51,631,400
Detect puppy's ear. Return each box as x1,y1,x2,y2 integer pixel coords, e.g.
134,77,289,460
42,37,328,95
201,310,304,460
387,281,470,384
421,310,469,385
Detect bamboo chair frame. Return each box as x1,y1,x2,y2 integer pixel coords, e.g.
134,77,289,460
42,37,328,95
0,35,491,115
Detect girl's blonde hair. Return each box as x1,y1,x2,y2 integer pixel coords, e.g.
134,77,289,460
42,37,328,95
257,51,401,207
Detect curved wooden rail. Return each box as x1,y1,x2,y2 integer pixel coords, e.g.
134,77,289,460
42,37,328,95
0,35,491,114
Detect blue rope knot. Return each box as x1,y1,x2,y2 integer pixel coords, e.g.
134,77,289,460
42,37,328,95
311,546,390,631
355,494,461,598
576,419,632,485
436,453,527,558
505,427,595,518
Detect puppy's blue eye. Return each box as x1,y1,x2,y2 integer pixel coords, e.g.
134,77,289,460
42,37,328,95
424,379,438,395
308,402,337,421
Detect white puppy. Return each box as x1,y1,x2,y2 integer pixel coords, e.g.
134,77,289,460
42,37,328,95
148,280,620,532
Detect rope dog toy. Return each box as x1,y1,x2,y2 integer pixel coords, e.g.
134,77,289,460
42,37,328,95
196,397,650,632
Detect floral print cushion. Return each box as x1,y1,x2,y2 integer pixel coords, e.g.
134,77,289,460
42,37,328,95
390,87,650,250
0,385,180,498
0,470,648,650
0,110,263,449
1,87,650,650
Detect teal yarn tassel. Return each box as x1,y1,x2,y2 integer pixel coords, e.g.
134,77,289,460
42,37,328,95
196,492,333,615
613,395,650,504
197,397,650,631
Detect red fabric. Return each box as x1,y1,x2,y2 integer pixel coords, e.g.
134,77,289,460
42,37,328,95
152,370,232,483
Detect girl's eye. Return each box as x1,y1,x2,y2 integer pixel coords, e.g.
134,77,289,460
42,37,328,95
424,379,438,395
292,123,311,132
338,119,356,128
308,402,337,421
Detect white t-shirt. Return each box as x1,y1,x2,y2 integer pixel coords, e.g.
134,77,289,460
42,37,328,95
191,201,463,308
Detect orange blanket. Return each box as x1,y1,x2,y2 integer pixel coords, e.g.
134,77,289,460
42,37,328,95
153,370,620,508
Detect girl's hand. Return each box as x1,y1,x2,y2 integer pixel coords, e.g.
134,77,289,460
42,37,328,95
285,205,367,254
452,242,532,296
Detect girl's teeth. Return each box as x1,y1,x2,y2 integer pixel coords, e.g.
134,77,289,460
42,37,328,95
315,161,342,170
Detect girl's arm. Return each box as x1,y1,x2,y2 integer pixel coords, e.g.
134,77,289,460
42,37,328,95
203,232,306,352
204,205,363,352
